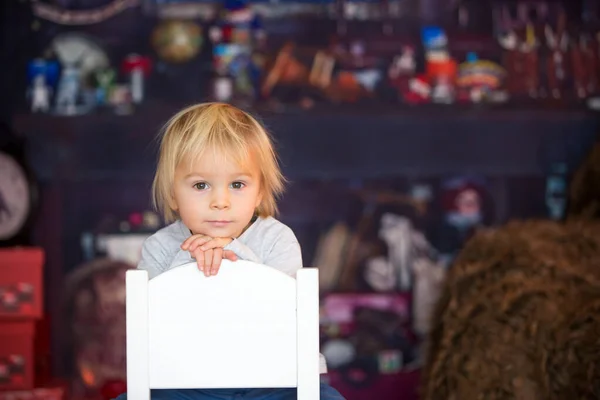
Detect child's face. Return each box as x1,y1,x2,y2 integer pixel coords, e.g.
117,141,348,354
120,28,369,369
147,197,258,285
170,150,263,238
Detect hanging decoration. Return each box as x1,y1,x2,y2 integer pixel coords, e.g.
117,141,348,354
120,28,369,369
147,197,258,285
30,0,141,25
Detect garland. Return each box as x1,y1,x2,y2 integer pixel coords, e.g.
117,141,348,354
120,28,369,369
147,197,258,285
30,0,141,25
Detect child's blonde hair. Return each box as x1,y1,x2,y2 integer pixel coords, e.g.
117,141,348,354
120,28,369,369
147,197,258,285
152,102,285,223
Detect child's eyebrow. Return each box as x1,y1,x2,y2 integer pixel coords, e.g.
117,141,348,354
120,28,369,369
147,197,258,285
183,172,254,179
183,173,204,179
233,173,254,179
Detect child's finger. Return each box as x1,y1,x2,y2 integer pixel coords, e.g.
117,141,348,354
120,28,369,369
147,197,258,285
204,249,213,277
181,235,199,250
188,236,211,252
223,250,238,262
200,237,232,251
211,248,223,276
193,248,205,272
181,234,211,250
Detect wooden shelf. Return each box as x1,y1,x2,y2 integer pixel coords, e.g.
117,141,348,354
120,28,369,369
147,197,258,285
13,101,599,183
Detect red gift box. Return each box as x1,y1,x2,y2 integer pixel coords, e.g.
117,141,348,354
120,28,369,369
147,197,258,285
0,248,44,319
0,385,65,400
0,247,45,391
0,321,35,390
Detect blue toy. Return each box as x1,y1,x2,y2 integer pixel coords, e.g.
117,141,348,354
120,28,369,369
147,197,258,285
27,58,60,88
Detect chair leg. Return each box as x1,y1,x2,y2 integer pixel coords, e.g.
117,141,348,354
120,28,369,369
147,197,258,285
296,268,320,400
126,270,150,400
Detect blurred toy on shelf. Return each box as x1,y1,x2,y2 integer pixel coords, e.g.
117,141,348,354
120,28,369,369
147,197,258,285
93,68,116,107
496,4,539,100
262,37,387,107
544,11,569,99
27,57,60,92
328,39,383,102
28,75,52,113
24,32,150,116
492,1,600,105
26,60,56,113
404,74,431,104
261,42,322,107
430,63,457,104
433,176,491,266
209,0,266,47
578,33,599,96
24,29,161,115
54,62,84,115
121,54,152,104
50,32,110,116
375,214,429,291
108,85,133,115
209,0,266,104
412,257,445,338
151,19,204,64
21,0,600,111
571,30,600,100
422,26,458,104
456,53,507,103
388,45,416,97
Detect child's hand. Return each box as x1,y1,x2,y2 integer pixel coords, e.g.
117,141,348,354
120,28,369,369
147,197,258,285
181,235,237,277
191,247,237,277
181,234,214,252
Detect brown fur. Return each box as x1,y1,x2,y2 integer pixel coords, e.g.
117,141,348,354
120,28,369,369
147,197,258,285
420,220,600,400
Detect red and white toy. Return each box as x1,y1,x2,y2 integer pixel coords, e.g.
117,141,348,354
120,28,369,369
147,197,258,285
404,74,431,104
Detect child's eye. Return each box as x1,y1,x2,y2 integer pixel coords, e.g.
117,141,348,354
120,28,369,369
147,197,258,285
230,181,245,189
193,182,208,190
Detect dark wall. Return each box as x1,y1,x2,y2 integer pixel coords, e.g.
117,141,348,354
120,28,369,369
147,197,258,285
2,0,598,380
0,1,36,122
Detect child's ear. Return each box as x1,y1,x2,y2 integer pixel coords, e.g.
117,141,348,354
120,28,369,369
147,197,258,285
167,192,178,211
255,189,264,209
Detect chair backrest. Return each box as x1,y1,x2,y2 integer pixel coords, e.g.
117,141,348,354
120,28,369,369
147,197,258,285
126,260,320,400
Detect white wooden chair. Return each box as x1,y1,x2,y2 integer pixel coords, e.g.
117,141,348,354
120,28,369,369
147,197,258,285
126,260,321,400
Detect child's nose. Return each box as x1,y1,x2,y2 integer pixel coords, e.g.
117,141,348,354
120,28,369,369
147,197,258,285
210,189,230,210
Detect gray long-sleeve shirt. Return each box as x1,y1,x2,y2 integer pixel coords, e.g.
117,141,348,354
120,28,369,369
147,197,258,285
138,216,303,279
